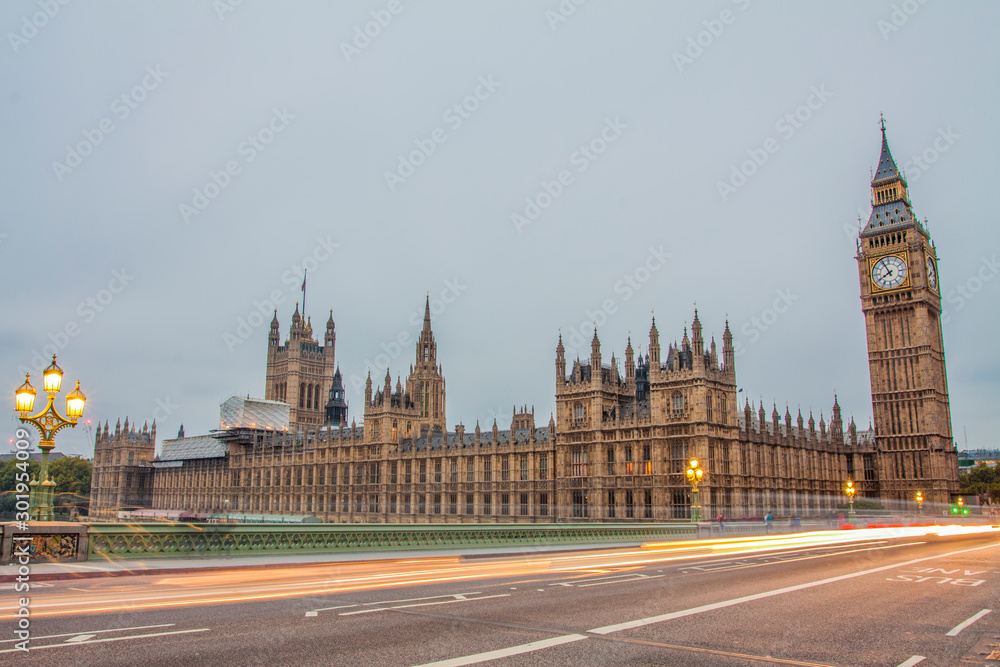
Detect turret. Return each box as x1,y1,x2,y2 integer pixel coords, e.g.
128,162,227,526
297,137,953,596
624,336,635,387
325,309,336,347
591,329,601,374
830,395,844,442
269,310,280,346
556,334,566,385
691,308,704,358
722,319,735,374
648,316,660,369
290,302,302,336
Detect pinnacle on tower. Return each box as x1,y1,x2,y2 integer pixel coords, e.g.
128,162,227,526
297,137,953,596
863,117,919,236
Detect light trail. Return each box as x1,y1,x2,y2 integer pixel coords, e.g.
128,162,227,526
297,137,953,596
1,524,994,620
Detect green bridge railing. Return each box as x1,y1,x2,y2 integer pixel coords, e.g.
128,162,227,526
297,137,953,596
88,522,699,559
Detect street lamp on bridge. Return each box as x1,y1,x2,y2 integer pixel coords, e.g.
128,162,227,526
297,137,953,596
915,490,924,516
685,457,704,523
844,480,856,520
14,355,87,521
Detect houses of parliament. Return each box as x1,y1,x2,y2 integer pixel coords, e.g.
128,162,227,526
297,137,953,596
90,125,960,522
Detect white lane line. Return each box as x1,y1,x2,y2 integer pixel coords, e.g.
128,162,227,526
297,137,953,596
895,657,925,667
311,592,483,615
0,628,210,653
304,611,318,617
0,623,174,643
589,542,1000,635
578,575,664,587
64,634,96,643
340,594,510,616
412,633,588,667
945,609,992,637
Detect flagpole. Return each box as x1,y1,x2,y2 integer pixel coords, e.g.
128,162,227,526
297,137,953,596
301,269,307,318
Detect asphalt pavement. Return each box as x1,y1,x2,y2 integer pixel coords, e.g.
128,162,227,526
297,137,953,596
2,530,998,666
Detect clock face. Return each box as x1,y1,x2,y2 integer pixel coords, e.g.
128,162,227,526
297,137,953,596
872,255,908,290
926,257,937,290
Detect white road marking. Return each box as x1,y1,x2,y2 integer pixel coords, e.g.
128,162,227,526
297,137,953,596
0,623,174,643
340,593,510,615
0,628,210,653
553,572,657,587
304,611,318,617
589,542,1000,635
678,542,910,574
895,657,925,667
412,633,588,667
945,609,992,637
578,574,664,587
310,592,484,615
64,634,96,643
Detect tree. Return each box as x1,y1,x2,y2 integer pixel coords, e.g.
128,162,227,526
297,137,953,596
0,458,39,513
49,456,92,514
961,463,1000,502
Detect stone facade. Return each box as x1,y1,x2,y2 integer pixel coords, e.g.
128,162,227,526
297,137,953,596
89,419,156,520
264,305,337,427
90,125,960,521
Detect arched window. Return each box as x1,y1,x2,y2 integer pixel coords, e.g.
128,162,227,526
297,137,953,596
306,384,313,409
299,383,305,408
720,395,728,426
672,392,683,416
574,403,585,422
127,451,134,465
706,394,713,422
315,384,322,409
392,420,398,439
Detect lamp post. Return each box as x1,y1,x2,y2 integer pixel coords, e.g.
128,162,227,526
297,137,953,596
685,457,705,523
915,490,924,516
844,480,856,521
14,355,86,521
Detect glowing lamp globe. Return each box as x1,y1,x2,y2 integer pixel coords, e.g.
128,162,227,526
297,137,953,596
43,355,63,393
65,381,86,419
15,375,36,414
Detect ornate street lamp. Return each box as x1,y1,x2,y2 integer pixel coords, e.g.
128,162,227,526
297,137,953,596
915,490,924,516
844,480,856,520
685,457,705,523
14,355,86,521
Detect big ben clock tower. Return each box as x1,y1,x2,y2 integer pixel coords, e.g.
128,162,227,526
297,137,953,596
857,118,959,506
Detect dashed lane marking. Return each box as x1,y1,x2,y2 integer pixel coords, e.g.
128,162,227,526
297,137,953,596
412,633,588,667
588,542,1000,635
945,608,992,637
340,594,510,616
0,628,210,653
0,623,174,643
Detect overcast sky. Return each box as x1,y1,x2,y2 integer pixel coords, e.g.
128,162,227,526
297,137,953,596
2,1,997,457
